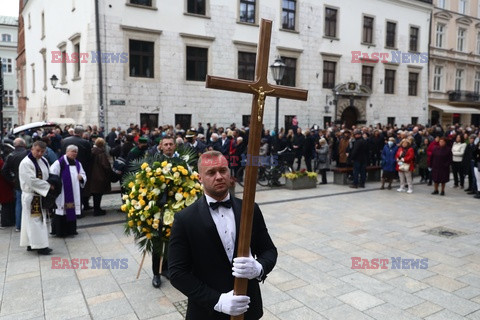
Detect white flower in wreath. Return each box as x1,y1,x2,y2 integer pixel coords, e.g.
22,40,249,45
134,203,142,210
175,192,183,201
152,188,161,196
122,194,129,200
163,209,174,225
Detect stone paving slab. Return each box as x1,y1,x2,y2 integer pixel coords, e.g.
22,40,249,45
0,177,480,319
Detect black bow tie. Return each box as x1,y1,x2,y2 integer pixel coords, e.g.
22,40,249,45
209,199,232,210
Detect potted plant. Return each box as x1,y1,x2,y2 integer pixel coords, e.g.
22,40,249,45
283,169,318,190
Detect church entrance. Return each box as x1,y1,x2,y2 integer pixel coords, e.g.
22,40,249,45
341,107,358,129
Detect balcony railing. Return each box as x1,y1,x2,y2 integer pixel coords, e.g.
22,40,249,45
448,90,480,103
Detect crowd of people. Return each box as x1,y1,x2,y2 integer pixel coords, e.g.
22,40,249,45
1,121,480,245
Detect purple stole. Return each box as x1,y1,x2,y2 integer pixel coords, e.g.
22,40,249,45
28,153,49,217
60,155,81,221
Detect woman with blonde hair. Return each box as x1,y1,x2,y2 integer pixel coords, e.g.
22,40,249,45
395,139,415,193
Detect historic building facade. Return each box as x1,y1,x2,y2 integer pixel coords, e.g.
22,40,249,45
1,16,19,130
21,0,432,130
429,0,480,126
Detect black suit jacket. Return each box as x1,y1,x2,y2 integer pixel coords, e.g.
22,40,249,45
168,196,277,320
61,136,92,172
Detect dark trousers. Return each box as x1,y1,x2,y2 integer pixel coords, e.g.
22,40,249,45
295,155,302,171
468,160,477,191
319,169,327,184
82,196,91,209
452,162,464,187
1,201,15,227
353,161,366,186
467,161,475,190
305,156,312,172
92,193,103,210
419,167,430,181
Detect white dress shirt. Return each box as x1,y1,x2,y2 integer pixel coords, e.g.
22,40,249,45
205,193,236,263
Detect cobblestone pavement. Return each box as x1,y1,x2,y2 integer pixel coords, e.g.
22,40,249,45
1,174,480,319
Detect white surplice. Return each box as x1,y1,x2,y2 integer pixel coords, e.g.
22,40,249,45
19,156,51,249
50,155,86,216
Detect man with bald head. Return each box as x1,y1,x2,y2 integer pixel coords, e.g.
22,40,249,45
2,138,29,231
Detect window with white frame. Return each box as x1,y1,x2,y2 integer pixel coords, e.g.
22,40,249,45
60,48,67,83
433,66,443,91
239,0,256,24
1,58,13,74
438,0,445,9
455,69,464,90
459,0,467,14
457,28,466,51
436,23,445,47
1,34,11,42
475,72,480,93
41,49,47,90
3,90,14,106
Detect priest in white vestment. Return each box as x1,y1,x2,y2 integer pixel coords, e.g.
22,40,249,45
19,141,53,255
50,145,86,237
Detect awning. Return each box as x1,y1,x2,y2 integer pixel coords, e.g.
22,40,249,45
429,104,480,114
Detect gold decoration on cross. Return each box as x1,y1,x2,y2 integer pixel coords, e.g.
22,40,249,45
248,85,275,122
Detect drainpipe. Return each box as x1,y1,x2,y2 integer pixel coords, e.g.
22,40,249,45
95,0,105,129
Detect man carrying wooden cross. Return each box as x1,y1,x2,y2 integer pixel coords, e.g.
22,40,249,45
169,151,277,319
169,18,307,319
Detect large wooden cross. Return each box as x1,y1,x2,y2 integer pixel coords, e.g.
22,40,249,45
206,18,308,320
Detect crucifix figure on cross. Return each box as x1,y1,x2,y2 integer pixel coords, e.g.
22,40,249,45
206,18,308,320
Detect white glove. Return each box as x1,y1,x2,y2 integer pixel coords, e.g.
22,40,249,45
232,256,263,280
214,290,250,316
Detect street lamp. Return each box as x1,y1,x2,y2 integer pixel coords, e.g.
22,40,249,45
270,57,286,134
50,74,70,94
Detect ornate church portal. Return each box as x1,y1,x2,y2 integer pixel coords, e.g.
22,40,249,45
333,82,372,128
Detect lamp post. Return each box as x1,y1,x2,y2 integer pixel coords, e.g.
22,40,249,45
50,74,70,94
270,57,286,134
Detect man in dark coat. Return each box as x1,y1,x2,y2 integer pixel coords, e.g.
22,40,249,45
349,129,369,188
220,132,230,157
61,126,93,210
292,128,305,170
169,151,277,320
208,133,222,152
303,130,315,171
1,138,29,231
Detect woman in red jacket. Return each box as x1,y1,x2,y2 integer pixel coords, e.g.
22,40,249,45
395,139,415,194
